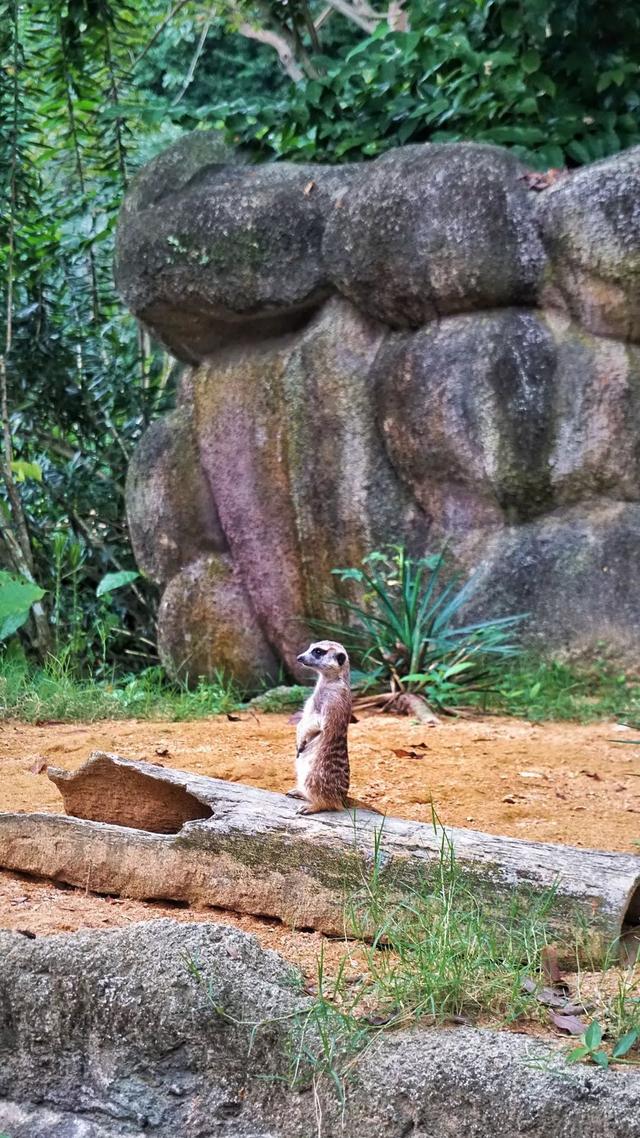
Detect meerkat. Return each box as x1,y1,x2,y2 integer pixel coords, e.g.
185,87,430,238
289,640,380,816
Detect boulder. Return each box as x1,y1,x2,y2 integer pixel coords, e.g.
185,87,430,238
280,298,430,610
190,299,431,674
461,501,640,661
157,554,278,687
116,133,357,362
547,313,640,503
323,142,546,326
125,404,226,585
193,336,310,678
374,309,556,531
539,146,640,341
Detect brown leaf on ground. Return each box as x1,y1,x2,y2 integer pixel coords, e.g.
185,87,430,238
303,179,316,196
27,757,47,775
581,770,602,780
549,1012,587,1035
521,977,567,1008
391,747,427,760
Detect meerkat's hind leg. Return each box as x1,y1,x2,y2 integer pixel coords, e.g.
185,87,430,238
286,788,306,800
297,798,344,816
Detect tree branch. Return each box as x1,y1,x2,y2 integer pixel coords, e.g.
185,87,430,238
323,0,378,34
236,20,305,82
172,6,215,105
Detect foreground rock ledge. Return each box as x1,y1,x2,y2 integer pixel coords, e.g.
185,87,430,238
0,752,638,961
1,920,640,1138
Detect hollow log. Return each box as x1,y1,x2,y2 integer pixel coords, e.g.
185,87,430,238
0,751,638,961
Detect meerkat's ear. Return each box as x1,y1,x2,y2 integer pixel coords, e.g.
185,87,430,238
335,651,346,666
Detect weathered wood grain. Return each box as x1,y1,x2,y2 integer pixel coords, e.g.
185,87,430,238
0,751,638,959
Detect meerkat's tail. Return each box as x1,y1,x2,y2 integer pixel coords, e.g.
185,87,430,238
345,796,384,816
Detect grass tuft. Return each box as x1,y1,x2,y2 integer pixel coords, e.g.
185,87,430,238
0,653,243,723
472,657,640,723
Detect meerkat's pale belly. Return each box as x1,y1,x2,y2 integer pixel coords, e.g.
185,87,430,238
296,704,322,794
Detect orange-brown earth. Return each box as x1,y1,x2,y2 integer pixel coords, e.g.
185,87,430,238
1,712,639,974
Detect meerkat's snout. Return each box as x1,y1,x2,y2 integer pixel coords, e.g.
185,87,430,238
297,641,348,672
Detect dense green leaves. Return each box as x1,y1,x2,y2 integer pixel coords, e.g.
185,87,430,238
0,570,45,641
209,1,640,168
96,569,140,596
0,0,172,671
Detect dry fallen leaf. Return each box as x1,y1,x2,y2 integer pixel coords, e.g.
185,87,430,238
549,1011,587,1035
391,747,427,760
27,757,48,775
155,746,170,758
580,770,602,781
303,179,316,196
226,713,243,722
521,977,567,1008
562,1002,593,1016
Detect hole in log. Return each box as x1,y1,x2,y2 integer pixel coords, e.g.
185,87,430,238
49,756,212,834
622,879,640,930
620,878,640,965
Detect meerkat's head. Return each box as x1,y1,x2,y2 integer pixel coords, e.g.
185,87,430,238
297,640,349,679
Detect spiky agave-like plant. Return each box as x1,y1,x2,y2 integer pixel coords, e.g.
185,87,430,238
322,546,526,718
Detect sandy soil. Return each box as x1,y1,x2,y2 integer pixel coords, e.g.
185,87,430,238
1,711,639,970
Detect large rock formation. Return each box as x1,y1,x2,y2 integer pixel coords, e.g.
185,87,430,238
116,133,640,683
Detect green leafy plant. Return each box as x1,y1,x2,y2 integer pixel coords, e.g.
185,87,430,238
326,546,524,713
212,2,640,169
0,569,45,641
97,570,141,598
565,1019,640,1069
567,1020,610,1067
486,658,640,723
0,653,243,723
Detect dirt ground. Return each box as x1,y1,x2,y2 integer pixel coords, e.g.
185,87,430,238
1,711,639,974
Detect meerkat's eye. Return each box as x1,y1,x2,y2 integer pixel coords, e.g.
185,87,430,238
311,646,324,658
335,651,346,666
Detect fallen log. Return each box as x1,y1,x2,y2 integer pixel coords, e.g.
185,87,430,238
0,751,638,961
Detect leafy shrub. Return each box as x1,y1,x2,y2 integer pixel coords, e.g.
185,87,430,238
213,1,640,168
325,546,524,708
0,570,45,641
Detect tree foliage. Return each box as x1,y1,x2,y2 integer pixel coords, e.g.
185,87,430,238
206,0,640,167
0,0,172,671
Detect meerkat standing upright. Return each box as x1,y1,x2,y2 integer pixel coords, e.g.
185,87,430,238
289,640,352,815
